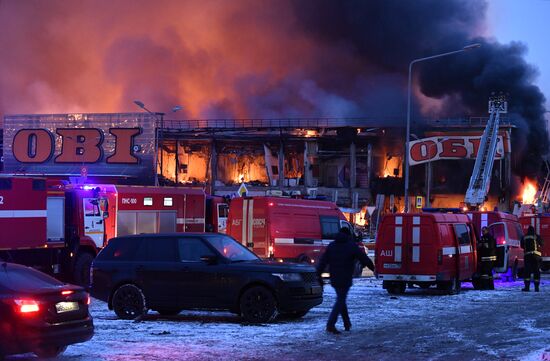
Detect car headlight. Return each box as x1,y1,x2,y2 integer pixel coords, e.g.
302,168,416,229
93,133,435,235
272,273,302,282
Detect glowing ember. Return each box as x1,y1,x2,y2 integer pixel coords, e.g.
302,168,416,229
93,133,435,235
521,180,537,204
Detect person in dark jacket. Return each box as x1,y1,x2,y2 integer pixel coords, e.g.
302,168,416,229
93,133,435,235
477,227,497,290
316,227,374,334
521,226,544,292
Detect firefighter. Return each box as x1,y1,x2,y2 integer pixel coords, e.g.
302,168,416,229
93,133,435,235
317,227,374,334
521,226,544,292
477,226,497,290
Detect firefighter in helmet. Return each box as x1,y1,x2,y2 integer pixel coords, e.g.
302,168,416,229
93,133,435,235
521,226,544,292
478,226,497,290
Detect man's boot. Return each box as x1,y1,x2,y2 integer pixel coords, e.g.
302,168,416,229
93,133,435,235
522,281,530,292
534,281,540,292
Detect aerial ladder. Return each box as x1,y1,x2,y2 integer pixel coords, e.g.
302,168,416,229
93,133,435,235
464,95,507,209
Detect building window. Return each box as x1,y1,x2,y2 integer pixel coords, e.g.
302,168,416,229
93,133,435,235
144,197,153,206
164,197,173,206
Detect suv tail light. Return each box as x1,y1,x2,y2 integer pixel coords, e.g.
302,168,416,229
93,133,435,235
14,299,40,314
437,249,443,265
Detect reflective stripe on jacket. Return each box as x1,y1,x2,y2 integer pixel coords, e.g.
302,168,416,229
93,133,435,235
521,235,542,256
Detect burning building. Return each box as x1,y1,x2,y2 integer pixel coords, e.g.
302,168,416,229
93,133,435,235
0,108,534,236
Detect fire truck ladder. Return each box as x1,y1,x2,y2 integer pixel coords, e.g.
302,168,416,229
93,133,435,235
535,160,550,204
464,95,507,208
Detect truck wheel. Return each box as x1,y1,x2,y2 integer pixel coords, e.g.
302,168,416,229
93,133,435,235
385,281,406,295
541,263,550,272
240,286,278,323
112,284,147,320
472,277,482,290
446,277,461,295
73,252,94,286
34,345,67,358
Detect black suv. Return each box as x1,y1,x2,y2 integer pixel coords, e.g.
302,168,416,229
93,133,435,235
91,233,323,323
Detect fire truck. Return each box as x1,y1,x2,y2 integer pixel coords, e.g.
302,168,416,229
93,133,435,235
226,196,357,265
376,96,523,293
376,213,478,294
0,176,226,285
519,214,550,271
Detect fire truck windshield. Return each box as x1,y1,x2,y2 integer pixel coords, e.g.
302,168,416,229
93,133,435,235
204,235,259,262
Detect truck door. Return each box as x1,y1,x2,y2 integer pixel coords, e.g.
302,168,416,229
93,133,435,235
217,204,229,233
453,224,474,280
83,198,105,248
488,222,508,272
405,216,437,277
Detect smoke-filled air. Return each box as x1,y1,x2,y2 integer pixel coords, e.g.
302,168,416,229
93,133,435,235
0,0,547,176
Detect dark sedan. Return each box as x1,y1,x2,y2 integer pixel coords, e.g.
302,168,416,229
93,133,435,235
0,262,94,359
91,233,323,323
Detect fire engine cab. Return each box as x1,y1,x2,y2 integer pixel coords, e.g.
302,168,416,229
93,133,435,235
0,176,226,285
519,214,550,271
376,213,477,294
227,196,355,264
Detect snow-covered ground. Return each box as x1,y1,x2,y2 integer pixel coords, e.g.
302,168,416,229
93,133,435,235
8,275,550,361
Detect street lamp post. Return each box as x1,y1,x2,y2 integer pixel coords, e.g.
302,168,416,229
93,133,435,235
404,43,481,212
133,100,165,186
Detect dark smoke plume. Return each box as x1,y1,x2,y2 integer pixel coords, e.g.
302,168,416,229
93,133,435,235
291,0,548,178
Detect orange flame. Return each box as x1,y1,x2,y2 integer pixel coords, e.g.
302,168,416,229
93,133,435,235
521,180,537,204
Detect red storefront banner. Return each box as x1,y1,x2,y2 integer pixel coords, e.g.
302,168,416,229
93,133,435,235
409,135,507,166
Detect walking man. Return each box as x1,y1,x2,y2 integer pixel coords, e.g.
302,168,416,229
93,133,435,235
521,226,544,292
478,227,497,290
317,227,374,334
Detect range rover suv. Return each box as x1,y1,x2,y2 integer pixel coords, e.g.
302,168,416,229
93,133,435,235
91,233,323,323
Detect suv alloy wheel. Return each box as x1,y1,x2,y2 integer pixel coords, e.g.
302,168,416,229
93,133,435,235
112,284,147,320
240,286,278,323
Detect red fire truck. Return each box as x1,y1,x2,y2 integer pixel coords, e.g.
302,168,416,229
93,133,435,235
467,211,524,279
0,176,225,285
519,214,550,271
226,196,356,264
376,213,478,294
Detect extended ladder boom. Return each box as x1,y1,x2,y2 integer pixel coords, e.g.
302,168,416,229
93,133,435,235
464,96,507,208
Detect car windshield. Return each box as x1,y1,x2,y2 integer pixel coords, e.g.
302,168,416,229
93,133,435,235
204,235,260,262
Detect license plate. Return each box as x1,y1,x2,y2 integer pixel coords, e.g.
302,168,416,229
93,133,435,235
55,301,79,313
311,286,323,295
383,263,401,269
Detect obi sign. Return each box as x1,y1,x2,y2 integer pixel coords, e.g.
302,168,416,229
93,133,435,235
3,113,157,180
12,128,141,164
408,135,508,166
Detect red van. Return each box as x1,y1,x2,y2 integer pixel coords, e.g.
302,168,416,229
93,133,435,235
227,196,356,264
467,211,524,278
376,213,478,294
519,214,550,271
